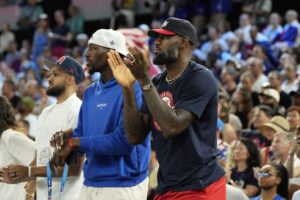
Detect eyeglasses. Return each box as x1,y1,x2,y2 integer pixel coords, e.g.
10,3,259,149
257,170,272,177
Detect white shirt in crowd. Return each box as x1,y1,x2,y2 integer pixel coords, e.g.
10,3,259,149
281,80,298,94
0,128,36,200
35,93,83,200
226,184,249,200
252,74,269,93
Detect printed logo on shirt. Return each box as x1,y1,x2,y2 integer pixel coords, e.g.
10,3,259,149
97,103,107,109
153,91,174,131
38,147,53,165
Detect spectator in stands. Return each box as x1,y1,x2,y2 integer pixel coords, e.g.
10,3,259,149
218,93,242,138
31,13,50,60
275,10,300,51
66,4,84,36
229,138,260,197
112,0,135,28
192,0,209,35
252,44,277,74
259,87,285,116
240,71,260,106
247,105,274,147
278,51,296,71
232,87,253,129
281,62,298,94
15,96,37,139
209,0,232,26
0,96,35,200
17,0,44,40
221,65,238,97
197,25,227,60
217,20,236,50
0,21,15,55
249,26,278,73
272,132,293,167
260,116,290,165
237,13,252,44
247,57,268,93
4,41,22,73
251,164,289,200
49,10,72,58
242,0,272,28
2,79,21,110
262,13,283,44
287,106,300,135
75,33,88,63
267,70,292,109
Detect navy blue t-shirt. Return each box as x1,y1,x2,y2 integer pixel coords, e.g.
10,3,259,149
142,61,225,194
231,167,258,190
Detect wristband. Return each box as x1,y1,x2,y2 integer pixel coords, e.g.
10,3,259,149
68,139,75,150
28,166,32,178
26,193,34,197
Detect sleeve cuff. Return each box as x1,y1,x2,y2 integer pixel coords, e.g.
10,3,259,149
79,137,90,152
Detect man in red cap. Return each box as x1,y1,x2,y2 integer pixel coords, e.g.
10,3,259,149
108,17,226,200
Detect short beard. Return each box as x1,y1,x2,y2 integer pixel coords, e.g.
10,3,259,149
46,84,66,97
153,47,179,65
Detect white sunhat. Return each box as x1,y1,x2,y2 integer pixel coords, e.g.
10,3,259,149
88,29,128,56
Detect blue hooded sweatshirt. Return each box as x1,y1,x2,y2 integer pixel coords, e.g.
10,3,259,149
72,78,150,187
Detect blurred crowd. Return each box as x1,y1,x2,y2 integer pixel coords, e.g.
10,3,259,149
1,0,300,199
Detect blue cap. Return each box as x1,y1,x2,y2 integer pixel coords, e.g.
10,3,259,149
51,56,85,84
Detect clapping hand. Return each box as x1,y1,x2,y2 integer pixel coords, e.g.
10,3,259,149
50,129,73,150
49,143,73,171
107,46,151,88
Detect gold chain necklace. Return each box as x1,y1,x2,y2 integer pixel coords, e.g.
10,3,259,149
165,67,186,84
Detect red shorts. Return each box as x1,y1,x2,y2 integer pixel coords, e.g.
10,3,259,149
154,177,226,200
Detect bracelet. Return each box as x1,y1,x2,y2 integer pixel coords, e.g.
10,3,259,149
26,193,34,197
28,166,32,178
68,138,75,149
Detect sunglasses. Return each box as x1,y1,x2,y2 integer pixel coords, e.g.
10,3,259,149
257,170,272,177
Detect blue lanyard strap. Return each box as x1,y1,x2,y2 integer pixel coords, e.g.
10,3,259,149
59,164,69,200
46,162,52,200
47,162,69,200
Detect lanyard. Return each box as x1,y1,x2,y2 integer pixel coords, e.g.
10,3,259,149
47,162,69,200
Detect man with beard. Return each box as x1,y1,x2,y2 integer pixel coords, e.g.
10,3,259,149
2,56,85,200
107,17,226,199
49,29,150,200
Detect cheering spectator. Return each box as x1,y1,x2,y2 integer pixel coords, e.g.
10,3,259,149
251,164,288,200
229,138,261,197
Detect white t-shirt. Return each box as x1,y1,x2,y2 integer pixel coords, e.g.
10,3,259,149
35,94,83,200
252,74,269,92
25,113,38,139
0,128,36,200
292,190,300,200
226,184,249,200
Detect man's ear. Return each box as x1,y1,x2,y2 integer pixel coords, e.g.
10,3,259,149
67,75,75,85
180,37,190,48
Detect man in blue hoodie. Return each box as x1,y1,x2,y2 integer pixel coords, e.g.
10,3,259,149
50,29,150,200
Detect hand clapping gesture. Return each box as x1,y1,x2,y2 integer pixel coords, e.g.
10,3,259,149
107,46,151,87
